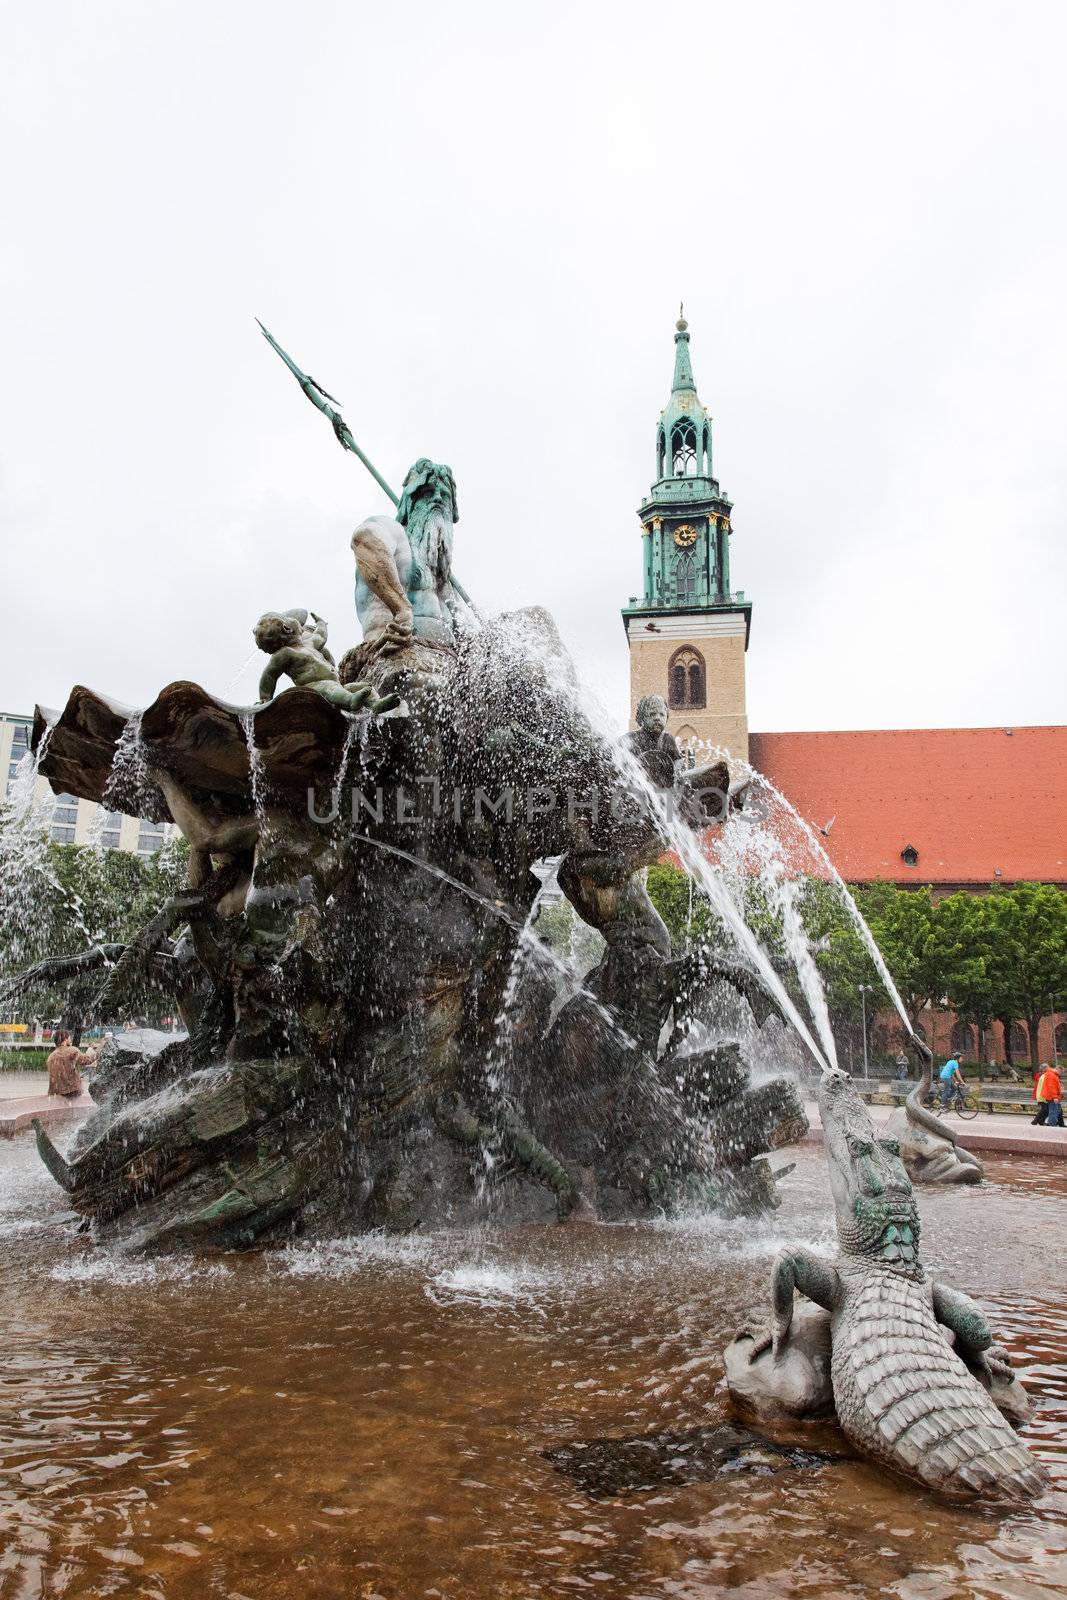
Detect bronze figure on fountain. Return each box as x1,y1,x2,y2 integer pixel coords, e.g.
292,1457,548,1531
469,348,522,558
11,324,806,1251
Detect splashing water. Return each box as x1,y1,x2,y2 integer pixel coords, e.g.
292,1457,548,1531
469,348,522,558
715,796,838,1069
600,731,831,1073
101,712,157,818
425,1262,549,1312
350,833,635,1054
744,770,914,1039
0,727,98,977
473,615,835,1073
241,712,266,820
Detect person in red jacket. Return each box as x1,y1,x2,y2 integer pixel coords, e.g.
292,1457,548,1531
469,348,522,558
1032,1063,1062,1127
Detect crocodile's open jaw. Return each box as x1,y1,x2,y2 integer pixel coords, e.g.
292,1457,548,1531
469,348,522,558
818,1068,921,1269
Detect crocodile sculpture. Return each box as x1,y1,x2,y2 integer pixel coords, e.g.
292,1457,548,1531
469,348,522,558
729,1066,1048,1501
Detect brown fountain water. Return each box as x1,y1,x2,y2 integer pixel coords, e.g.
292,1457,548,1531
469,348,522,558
1,1129,1064,1599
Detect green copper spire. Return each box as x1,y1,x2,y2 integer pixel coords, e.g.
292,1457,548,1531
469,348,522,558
626,310,750,626
657,308,711,483
672,304,696,394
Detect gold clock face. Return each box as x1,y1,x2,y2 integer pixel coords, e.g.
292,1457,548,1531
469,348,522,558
673,524,698,548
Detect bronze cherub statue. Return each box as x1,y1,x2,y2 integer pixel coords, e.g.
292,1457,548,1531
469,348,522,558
254,608,399,714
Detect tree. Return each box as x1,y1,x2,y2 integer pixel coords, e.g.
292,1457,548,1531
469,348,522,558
798,879,884,1034
0,811,190,1022
851,882,947,1029
936,891,995,1056
981,884,1067,1071
645,861,718,949
534,898,605,975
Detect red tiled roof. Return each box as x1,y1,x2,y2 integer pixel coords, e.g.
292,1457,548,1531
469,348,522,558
748,725,1067,886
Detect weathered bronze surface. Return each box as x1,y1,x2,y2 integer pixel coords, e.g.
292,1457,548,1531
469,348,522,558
724,1066,1047,1500
25,605,805,1250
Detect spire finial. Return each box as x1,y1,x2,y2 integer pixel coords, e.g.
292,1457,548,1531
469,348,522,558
671,307,695,392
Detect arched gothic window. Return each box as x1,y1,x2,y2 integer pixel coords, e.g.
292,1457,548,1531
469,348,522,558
950,1022,975,1059
674,551,697,603
671,421,697,476
667,645,706,710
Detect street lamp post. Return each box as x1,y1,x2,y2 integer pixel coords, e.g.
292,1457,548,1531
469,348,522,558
858,984,872,1078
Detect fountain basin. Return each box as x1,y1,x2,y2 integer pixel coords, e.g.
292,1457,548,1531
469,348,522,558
0,1132,1063,1597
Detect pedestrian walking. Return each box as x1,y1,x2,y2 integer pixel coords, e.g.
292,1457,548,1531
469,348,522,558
1032,1063,1062,1127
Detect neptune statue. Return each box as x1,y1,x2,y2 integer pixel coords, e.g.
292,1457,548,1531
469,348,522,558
350,458,465,654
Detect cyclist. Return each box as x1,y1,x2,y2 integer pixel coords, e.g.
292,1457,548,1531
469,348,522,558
939,1054,965,1109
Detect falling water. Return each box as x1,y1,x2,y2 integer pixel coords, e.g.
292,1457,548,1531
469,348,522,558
600,733,831,1072
744,770,915,1039
0,726,97,976
240,712,266,820
476,615,835,1073
330,718,363,817
350,833,634,1051
715,798,838,1069
487,857,568,1099
5,723,52,823
101,712,163,822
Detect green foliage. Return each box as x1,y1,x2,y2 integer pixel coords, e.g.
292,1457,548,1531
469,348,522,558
801,881,884,1027
645,862,718,949
979,883,1067,1065
0,1046,49,1069
534,898,605,973
0,816,190,1020
852,883,937,1024
935,892,995,1030
640,863,1067,1069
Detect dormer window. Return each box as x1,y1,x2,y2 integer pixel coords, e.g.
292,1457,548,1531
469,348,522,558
901,844,919,867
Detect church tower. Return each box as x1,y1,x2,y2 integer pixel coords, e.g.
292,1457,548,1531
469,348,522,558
623,312,751,761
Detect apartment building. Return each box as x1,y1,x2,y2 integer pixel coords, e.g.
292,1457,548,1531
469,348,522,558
1,711,171,859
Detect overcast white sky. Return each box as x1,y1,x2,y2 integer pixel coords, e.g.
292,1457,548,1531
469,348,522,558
3,1,1065,734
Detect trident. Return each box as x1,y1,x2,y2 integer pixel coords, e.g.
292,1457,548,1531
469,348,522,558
256,319,479,613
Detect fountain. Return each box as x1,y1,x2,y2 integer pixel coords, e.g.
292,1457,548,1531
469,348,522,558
0,332,1057,1593
15,408,818,1251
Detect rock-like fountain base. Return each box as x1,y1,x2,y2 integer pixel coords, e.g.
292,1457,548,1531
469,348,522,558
24,610,806,1250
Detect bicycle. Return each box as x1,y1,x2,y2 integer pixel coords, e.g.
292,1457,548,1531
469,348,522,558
922,1085,980,1120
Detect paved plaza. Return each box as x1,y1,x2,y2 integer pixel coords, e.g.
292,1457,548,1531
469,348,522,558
803,1098,1067,1157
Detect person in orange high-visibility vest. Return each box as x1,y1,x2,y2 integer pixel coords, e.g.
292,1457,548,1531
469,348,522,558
1032,1063,1062,1127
